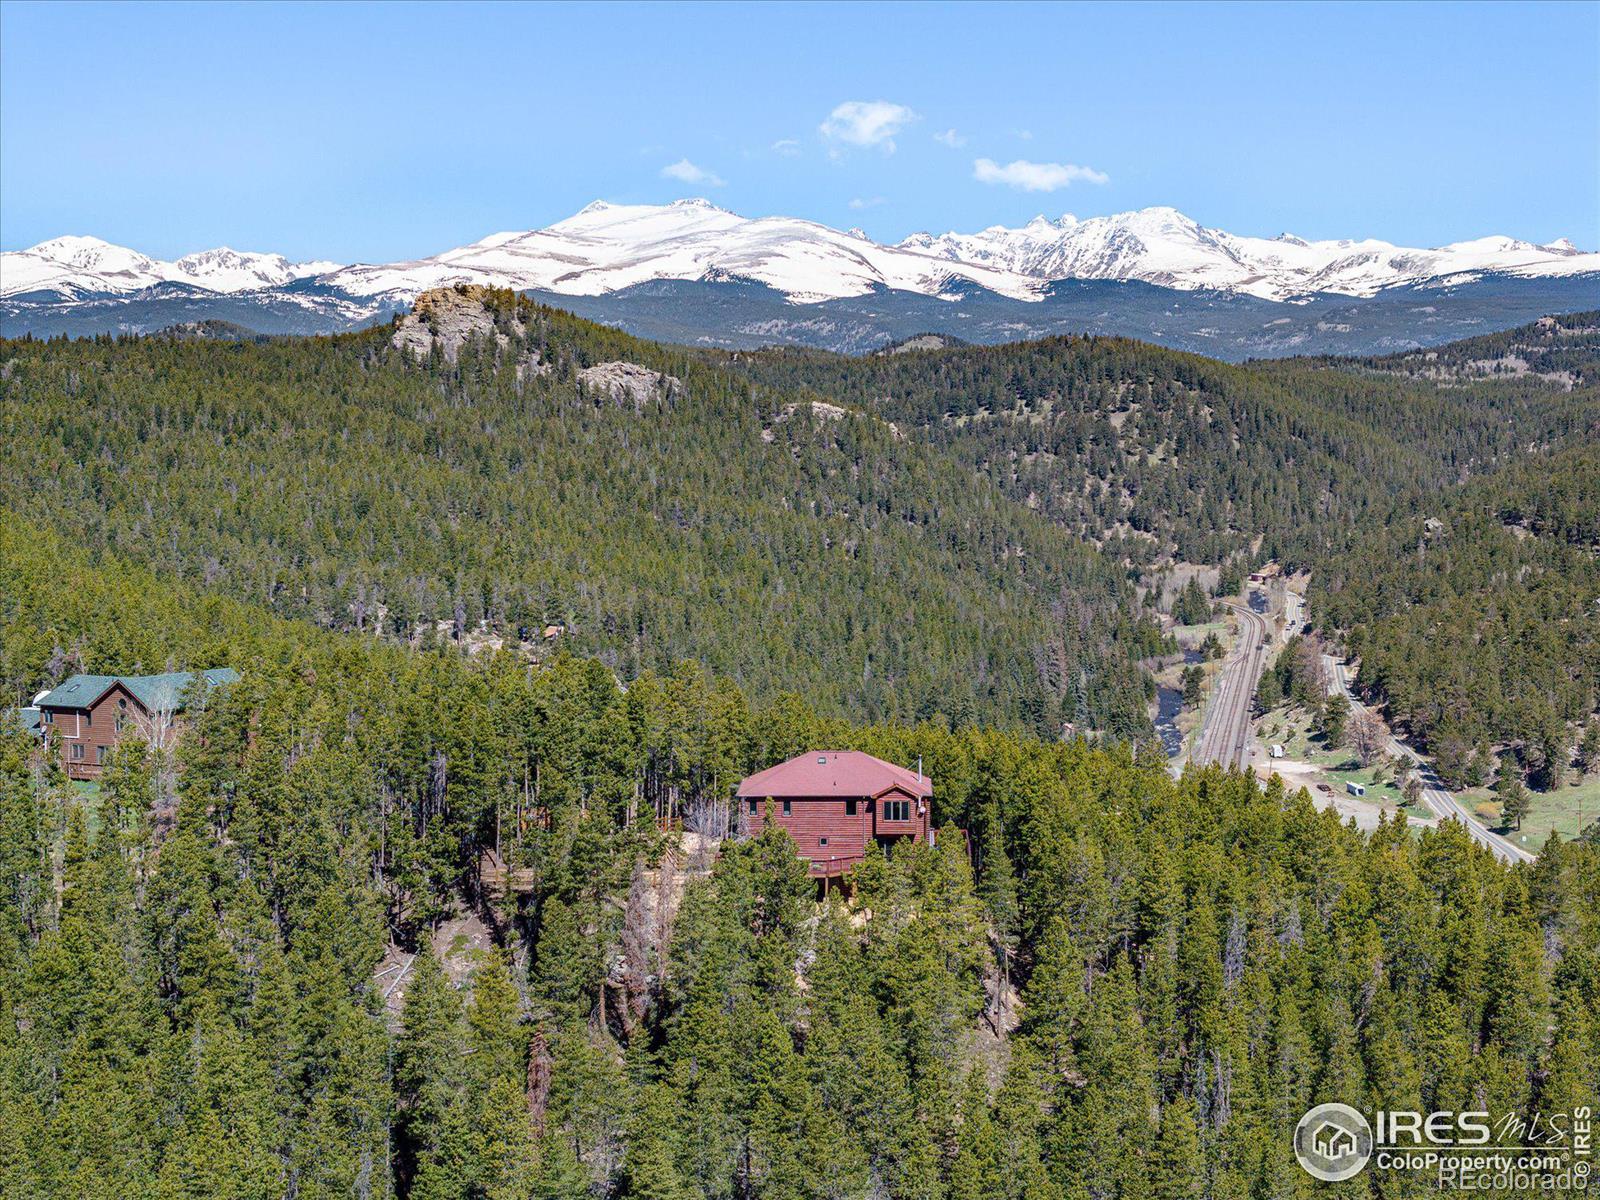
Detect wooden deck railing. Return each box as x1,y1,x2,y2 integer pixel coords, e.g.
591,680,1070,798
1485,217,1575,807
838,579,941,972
809,851,866,878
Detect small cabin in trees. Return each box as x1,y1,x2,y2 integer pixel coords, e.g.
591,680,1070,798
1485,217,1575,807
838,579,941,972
35,668,239,781
736,750,933,878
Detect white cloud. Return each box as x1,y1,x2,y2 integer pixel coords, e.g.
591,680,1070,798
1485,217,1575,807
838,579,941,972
771,138,801,157
849,196,887,210
819,100,917,152
973,157,1108,192
660,158,726,187
933,128,966,148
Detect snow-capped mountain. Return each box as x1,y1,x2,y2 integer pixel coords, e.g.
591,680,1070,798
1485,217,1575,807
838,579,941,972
3,202,1595,357
1,235,339,299
900,206,1597,301
320,199,1044,304
9,201,1592,309
298,200,1600,306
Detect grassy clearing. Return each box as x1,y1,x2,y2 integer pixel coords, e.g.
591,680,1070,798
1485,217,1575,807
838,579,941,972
1323,763,1407,810
1255,705,1429,819
70,779,104,836
1460,773,1600,847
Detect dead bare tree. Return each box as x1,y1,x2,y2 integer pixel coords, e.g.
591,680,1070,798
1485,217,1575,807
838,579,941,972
683,794,731,840
1294,637,1328,702
134,684,182,812
1349,707,1388,767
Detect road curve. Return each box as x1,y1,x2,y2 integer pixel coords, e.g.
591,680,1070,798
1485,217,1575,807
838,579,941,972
1193,600,1271,772
1322,655,1534,865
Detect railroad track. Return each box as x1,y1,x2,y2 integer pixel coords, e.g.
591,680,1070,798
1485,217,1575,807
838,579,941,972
1193,600,1270,771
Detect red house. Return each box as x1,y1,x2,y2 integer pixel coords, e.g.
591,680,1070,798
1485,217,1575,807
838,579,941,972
736,750,933,878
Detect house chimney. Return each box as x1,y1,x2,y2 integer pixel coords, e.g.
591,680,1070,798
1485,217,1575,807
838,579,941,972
916,755,922,782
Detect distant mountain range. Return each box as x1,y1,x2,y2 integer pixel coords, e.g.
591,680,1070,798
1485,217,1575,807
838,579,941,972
4,201,1596,357
3,236,341,297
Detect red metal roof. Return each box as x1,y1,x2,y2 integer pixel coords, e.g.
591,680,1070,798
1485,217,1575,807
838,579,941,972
736,750,932,800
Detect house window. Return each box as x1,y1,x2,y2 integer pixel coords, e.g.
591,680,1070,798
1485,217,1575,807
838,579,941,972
42,711,52,725
819,837,828,847
115,697,129,734
748,798,757,814
70,743,84,761
845,799,857,816
883,799,910,822
782,800,792,816
96,745,108,764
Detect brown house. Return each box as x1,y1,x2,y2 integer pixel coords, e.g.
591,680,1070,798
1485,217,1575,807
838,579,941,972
36,668,239,781
736,750,934,878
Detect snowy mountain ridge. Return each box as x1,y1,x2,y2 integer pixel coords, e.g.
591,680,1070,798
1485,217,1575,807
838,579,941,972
3,201,1594,307
897,206,1594,301
1,235,339,299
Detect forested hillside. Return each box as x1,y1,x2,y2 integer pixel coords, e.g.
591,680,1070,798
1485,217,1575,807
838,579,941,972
7,300,1593,744
1302,318,1600,796
1337,310,1599,388
721,314,1600,798
0,292,1163,737
1314,445,1600,790
2,517,1597,1199
721,314,1600,567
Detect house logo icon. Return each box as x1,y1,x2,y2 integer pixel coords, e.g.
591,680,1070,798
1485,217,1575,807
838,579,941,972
1294,1103,1373,1181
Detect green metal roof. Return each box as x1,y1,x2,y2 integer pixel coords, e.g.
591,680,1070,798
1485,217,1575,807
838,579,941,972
39,667,239,713
7,707,42,734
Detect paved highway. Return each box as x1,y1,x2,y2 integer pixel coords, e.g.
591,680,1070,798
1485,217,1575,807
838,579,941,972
1322,655,1534,865
1193,600,1271,771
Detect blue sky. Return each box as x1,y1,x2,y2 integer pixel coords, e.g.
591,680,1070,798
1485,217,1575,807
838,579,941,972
2,0,1596,261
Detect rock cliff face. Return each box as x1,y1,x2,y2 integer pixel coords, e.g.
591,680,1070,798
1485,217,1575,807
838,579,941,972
391,285,547,378
576,360,681,409
391,285,506,360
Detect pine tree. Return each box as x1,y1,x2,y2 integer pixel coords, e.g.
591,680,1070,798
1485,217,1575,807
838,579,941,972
1152,1096,1205,1200
621,1082,688,1200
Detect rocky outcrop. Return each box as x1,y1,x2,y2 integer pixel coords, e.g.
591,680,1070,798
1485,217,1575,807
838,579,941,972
577,360,681,409
392,285,548,377
760,398,903,443
876,333,958,355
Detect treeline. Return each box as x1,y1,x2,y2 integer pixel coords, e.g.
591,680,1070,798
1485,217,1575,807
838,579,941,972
1313,447,1600,790
2,512,1599,1199
0,294,1164,737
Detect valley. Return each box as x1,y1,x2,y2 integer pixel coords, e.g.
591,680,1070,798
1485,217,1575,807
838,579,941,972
2,289,1597,1200
4,5,1595,1197
1189,599,1270,773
